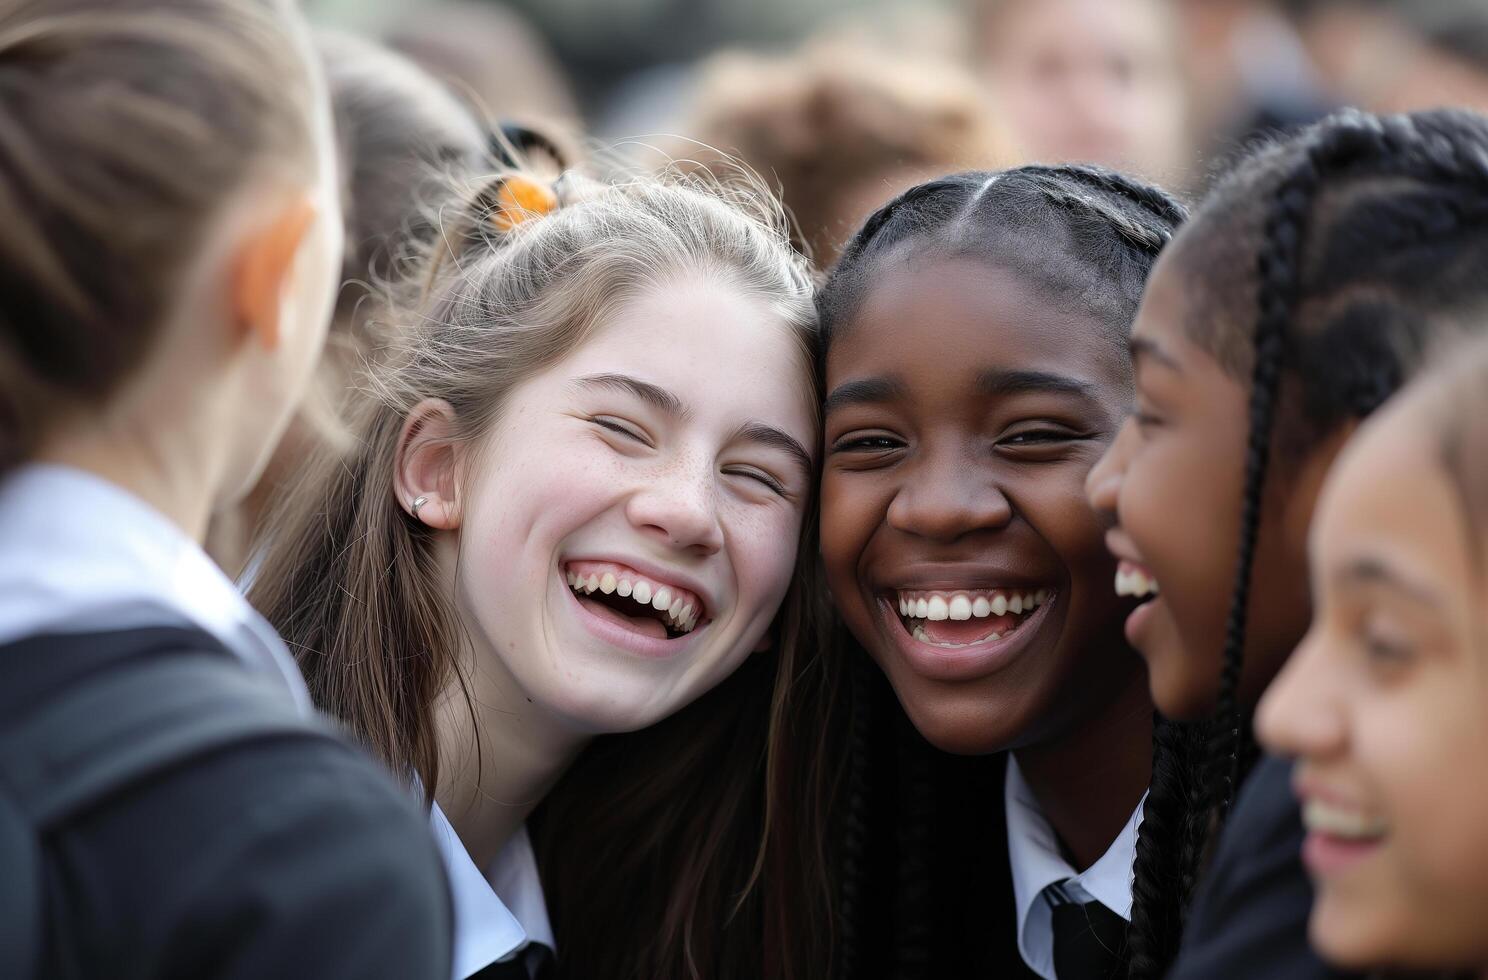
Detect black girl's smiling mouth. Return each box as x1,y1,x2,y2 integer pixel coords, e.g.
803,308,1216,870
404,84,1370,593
874,580,1061,683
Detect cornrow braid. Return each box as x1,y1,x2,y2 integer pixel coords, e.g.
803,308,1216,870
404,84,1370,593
819,165,1187,356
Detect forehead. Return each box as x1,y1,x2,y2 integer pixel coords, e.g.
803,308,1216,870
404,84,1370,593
990,0,1174,56
829,255,1127,396
558,276,814,425
1315,399,1475,593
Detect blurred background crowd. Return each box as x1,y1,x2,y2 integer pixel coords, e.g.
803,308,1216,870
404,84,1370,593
307,0,1488,263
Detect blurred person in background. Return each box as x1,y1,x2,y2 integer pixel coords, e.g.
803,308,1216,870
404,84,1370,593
683,40,1015,266
1170,0,1334,168
970,0,1194,186
210,30,493,579
1285,0,1488,116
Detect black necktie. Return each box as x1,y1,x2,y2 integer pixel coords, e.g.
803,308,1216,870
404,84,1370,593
470,945,553,980
1050,890,1127,980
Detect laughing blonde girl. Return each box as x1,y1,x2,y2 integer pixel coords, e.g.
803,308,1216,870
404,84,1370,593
252,169,832,980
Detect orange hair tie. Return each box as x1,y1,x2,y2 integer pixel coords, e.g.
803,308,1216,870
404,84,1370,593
489,175,560,232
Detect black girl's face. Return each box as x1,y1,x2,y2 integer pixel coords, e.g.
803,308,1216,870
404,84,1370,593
821,255,1147,755
1085,246,1331,720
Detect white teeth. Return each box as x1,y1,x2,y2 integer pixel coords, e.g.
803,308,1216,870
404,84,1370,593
911,624,1001,648
1303,800,1388,840
566,568,705,636
898,589,1054,621
1116,567,1160,599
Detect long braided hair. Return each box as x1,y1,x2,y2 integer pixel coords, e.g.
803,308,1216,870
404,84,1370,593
1127,107,1488,978
817,164,1187,978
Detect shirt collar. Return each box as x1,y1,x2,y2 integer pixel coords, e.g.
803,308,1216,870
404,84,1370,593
1004,754,1145,980
429,802,554,979
0,463,311,712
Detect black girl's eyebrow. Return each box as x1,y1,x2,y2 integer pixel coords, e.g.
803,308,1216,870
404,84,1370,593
572,373,691,421
976,368,1100,403
1130,336,1181,372
730,421,814,476
1337,555,1442,610
823,376,906,416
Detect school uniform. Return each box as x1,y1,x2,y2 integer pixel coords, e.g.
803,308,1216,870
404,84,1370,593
0,463,453,979
430,803,555,979
1005,756,1143,980
1168,754,1362,980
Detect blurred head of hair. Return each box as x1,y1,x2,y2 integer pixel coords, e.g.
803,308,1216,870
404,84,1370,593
682,40,1015,267
0,0,326,476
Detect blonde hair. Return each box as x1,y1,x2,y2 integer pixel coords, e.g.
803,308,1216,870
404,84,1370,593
0,0,321,471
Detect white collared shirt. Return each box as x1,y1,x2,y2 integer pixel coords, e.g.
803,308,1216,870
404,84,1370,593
1004,755,1145,980
0,463,312,713
429,804,555,980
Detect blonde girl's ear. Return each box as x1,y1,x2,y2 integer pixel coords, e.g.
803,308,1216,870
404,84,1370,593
394,398,463,530
232,193,318,351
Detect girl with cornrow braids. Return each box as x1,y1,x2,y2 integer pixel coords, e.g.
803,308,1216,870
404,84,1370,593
1086,106,1488,980
813,164,1185,979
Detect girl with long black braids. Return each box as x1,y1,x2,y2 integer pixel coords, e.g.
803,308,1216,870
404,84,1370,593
1085,106,1488,979
814,164,1184,979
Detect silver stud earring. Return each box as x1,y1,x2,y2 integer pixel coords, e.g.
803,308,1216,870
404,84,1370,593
411,495,429,521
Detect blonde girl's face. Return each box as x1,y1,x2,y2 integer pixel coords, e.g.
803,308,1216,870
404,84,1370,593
1257,390,1488,972
452,276,816,734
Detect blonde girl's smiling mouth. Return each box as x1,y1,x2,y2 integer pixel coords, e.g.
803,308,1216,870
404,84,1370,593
561,557,717,659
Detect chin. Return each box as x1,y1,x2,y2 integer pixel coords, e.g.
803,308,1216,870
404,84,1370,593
547,692,665,735
1309,904,1396,973
892,680,1031,757
1149,649,1218,722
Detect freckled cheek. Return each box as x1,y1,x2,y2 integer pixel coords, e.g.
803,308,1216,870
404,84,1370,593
724,501,805,618
463,438,636,566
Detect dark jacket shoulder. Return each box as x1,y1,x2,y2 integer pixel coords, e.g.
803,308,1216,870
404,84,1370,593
1170,754,1361,980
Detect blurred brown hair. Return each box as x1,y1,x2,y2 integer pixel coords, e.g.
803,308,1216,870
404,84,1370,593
684,42,1014,266
0,0,320,473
